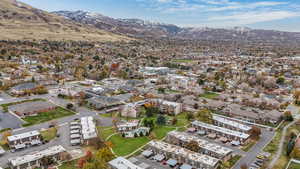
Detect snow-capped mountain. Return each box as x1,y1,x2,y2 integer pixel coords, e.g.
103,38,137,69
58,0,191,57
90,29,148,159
53,10,300,42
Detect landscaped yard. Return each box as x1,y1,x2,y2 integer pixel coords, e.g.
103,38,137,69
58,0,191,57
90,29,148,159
152,126,176,139
97,126,115,141
199,92,220,99
220,155,242,169
109,134,151,156
22,107,75,126
41,127,58,141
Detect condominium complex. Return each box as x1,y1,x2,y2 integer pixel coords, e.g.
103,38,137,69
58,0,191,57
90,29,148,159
108,157,143,169
8,145,66,169
212,115,252,133
80,116,98,141
166,131,233,161
191,121,250,144
7,130,42,150
148,141,220,169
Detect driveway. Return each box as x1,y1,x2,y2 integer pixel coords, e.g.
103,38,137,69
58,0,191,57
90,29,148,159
232,128,275,169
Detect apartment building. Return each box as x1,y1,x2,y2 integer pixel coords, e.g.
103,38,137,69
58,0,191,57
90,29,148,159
80,116,98,145
8,145,66,169
212,115,252,133
148,141,220,169
7,130,42,150
191,121,250,144
108,157,143,169
166,131,233,161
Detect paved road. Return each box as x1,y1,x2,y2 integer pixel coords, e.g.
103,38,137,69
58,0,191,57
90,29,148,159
0,94,113,168
232,128,275,169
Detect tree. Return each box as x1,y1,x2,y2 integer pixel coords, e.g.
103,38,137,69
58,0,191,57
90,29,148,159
145,107,159,117
240,164,248,169
196,109,213,124
66,103,74,110
186,112,194,121
85,151,93,162
171,117,177,125
185,141,200,152
287,138,296,156
158,87,165,94
1,130,12,146
276,76,285,84
78,157,87,168
156,115,166,125
283,111,294,121
250,126,262,140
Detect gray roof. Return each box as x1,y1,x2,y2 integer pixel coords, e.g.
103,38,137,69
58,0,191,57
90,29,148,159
11,83,37,91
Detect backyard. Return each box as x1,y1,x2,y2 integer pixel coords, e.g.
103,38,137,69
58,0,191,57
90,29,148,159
22,107,75,126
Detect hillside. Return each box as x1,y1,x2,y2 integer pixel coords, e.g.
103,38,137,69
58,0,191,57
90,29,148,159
54,10,300,44
0,0,130,41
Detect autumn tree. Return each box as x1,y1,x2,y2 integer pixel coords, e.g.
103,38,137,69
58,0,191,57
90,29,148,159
240,163,248,169
196,109,213,124
185,141,200,152
250,126,262,140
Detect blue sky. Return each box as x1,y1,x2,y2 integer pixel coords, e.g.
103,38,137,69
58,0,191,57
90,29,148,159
19,0,300,32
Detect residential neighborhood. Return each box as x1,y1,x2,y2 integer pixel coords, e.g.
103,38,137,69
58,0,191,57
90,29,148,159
0,0,300,169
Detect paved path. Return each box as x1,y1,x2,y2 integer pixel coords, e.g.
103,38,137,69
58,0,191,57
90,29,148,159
267,120,297,169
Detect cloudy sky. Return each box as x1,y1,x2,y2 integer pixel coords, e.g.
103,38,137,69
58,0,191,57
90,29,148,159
19,0,300,32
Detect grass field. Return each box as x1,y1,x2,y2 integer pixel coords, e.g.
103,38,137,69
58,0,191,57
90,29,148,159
22,107,75,126
97,126,115,141
152,126,176,139
41,127,57,141
199,92,220,99
109,134,151,156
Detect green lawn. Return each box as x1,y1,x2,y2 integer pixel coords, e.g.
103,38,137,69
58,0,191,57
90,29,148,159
97,126,115,140
109,134,151,156
199,92,220,99
41,127,58,142
152,126,176,139
289,162,300,169
22,107,75,126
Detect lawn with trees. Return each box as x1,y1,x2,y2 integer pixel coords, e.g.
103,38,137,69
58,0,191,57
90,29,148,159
22,107,75,126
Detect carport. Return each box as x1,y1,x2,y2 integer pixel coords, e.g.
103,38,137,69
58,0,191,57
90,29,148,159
167,159,177,167
153,154,165,162
180,164,192,169
142,150,153,158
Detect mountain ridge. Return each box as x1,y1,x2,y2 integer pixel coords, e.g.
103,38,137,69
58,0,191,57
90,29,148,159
53,10,300,43
0,0,130,41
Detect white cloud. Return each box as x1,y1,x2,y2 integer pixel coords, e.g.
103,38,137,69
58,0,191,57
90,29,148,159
207,11,300,25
